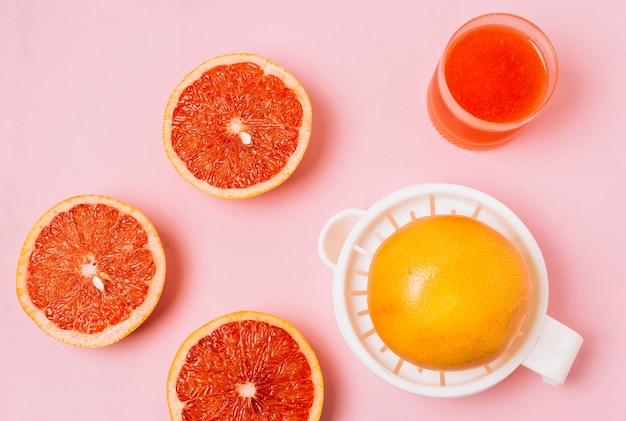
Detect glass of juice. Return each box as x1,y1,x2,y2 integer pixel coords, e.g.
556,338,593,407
427,13,558,150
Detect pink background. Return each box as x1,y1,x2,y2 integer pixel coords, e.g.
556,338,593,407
1,0,624,419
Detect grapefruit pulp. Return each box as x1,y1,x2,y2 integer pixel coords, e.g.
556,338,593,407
16,195,166,347
163,53,312,199
167,311,324,420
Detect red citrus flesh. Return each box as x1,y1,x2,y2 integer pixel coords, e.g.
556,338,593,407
171,62,303,189
16,195,166,347
28,204,153,332
168,311,323,420
163,53,312,199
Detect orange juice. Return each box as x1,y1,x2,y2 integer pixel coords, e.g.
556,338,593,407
427,14,557,150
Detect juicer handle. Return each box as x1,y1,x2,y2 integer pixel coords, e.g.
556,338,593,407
318,208,365,270
522,315,583,386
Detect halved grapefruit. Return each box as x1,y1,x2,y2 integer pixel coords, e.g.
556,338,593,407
167,311,324,420
163,53,312,199
16,195,166,347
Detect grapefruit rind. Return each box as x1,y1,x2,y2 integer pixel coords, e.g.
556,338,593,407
367,214,530,371
162,53,312,199
16,195,166,348
166,310,324,421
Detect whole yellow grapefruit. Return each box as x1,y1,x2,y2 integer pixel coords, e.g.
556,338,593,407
368,214,530,370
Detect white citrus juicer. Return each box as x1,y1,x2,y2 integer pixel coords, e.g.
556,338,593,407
318,183,583,398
